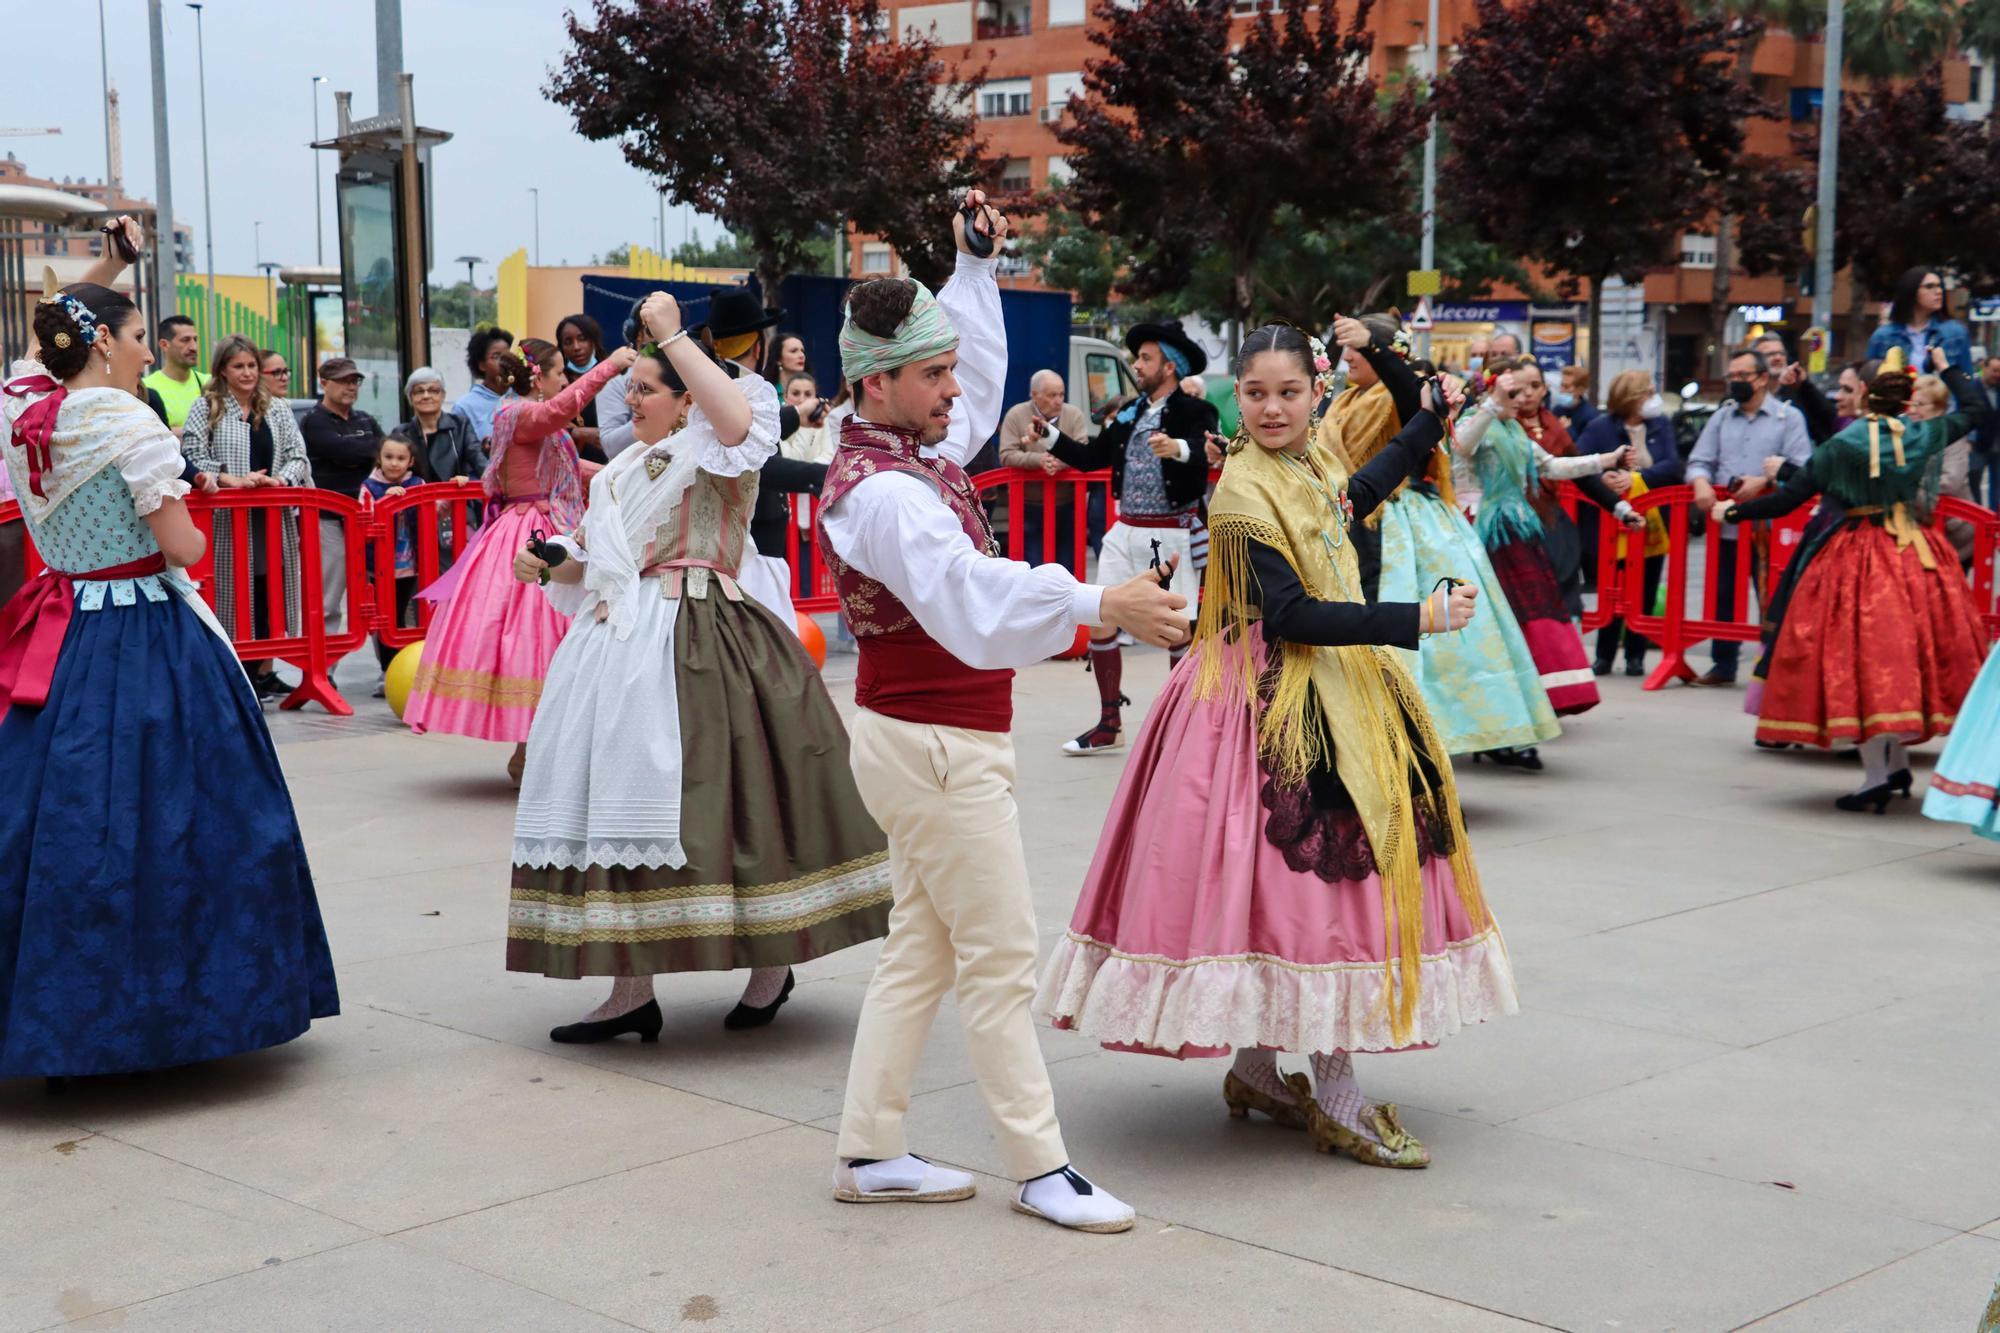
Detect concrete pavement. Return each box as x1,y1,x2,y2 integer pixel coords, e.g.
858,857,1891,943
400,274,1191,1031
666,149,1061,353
4,643,1998,1331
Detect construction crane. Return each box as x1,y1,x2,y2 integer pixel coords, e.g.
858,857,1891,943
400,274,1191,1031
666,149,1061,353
0,129,63,137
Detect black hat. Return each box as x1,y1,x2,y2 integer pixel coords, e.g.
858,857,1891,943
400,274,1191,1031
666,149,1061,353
701,286,783,340
317,357,364,382
1125,319,1207,378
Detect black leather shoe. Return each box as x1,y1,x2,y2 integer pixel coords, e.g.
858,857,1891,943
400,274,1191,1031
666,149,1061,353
724,969,795,1030
1624,659,1647,677
1591,657,1613,677
1834,784,1893,814
1888,768,1914,796
550,999,663,1045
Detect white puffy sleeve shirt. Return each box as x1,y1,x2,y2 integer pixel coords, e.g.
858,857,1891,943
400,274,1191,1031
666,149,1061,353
819,253,1104,671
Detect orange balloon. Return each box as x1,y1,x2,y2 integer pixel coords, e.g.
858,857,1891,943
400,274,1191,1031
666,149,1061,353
795,610,828,669
1053,623,1091,660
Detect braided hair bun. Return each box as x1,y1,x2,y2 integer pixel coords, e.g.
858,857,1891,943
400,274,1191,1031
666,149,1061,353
32,282,134,381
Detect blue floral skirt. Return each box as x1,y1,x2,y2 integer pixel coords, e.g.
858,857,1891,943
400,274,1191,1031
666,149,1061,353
0,590,338,1079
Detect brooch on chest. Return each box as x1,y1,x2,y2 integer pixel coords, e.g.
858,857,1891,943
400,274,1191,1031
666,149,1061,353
643,448,671,481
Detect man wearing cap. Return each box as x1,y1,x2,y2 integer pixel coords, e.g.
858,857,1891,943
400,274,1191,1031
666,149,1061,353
301,358,382,635
820,192,1186,1233
1043,318,1217,754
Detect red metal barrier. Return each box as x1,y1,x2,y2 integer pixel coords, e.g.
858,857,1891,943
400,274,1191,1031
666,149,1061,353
783,467,1124,615
1592,485,1999,690
366,481,487,651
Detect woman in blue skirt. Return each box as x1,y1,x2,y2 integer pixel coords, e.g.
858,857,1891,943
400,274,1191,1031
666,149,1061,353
0,233,337,1086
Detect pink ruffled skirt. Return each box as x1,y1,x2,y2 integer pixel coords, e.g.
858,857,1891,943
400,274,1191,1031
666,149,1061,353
1036,629,1518,1057
404,503,571,743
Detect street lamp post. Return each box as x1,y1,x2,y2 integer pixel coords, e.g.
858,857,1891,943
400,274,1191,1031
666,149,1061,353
529,188,541,265
1812,0,1844,342
97,0,115,195
187,3,216,350
253,219,262,273
455,255,484,328
258,261,281,321
1417,0,1439,363
312,76,328,266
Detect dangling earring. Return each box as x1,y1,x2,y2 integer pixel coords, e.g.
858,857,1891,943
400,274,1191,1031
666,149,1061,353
1227,419,1250,456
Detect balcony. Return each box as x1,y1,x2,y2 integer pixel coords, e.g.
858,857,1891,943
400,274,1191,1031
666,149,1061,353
976,0,1031,39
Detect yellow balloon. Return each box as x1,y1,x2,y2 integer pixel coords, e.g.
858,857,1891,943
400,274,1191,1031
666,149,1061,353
384,640,424,720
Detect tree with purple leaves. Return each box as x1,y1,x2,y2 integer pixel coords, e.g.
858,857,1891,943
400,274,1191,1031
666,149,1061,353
1055,0,1426,344
1438,0,1764,392
547,0,987,297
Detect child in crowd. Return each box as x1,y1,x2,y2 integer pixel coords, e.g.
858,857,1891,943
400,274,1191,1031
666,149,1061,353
360,434,432,671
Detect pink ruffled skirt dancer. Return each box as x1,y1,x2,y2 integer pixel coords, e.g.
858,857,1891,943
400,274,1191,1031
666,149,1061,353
405,496,570,745
1037,628,1518,1168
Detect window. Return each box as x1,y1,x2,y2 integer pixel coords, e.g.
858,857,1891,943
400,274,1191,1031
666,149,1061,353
1679,233,1716,269
1046,154,1073,185
1045,71,1084,115
1231,0,1275,13
998,156,1032,192
1049,0,1085,24
1085,352,1133,416
980,77,1033,118
1973,64,1985,104
976,0,1031,38
862,243,892,274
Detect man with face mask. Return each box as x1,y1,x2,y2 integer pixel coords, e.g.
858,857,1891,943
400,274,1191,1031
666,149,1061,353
1684,348,1812,687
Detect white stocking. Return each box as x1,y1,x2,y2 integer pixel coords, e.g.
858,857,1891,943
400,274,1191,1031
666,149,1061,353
738,966,790,1008
582,975,656,1022
1231,1047,1288,1101
1858,735,1893,792
1886,737,1910,775
1310,1050,1378,1143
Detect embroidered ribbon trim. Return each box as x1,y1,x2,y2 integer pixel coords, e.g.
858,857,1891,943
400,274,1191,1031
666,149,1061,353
1865,414,1906,480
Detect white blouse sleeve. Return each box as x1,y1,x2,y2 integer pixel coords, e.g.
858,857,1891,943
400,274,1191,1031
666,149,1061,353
1453,402,1497,457
677,372,780,477
820,471,1102,669
1533,441,1612,481
115,406,193,517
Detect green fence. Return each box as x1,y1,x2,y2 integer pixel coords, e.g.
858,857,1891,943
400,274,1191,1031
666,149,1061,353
174,276,306,378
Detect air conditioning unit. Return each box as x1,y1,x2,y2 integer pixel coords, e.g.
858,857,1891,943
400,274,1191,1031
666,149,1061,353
1038,104,1062,123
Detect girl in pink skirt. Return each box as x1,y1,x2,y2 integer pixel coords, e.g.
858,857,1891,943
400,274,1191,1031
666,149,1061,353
1037,325,1517,1169
406,339,634,781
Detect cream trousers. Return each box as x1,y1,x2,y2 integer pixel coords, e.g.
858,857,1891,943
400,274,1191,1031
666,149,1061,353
835,708,1069,1181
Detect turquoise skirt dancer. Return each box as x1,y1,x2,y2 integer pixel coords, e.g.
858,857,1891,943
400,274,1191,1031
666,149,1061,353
1923,640,2000,840
1376,482,1560,755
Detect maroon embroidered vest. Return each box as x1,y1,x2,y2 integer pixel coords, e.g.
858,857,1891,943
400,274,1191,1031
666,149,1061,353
818,417,1014,731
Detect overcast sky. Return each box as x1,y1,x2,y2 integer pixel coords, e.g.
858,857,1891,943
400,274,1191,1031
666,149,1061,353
5,0,716,288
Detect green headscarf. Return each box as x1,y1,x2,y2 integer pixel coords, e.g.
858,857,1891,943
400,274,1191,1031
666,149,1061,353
839,280,959,381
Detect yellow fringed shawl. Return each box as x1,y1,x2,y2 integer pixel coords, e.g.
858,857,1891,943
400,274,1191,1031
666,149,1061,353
1193,435,1491,1044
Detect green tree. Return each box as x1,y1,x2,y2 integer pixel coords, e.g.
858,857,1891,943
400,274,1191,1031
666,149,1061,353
426,280,494,330
1011,204,1120,311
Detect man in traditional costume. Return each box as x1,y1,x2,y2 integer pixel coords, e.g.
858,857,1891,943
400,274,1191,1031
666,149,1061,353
1045,318,1219,754
820,194,1187,1233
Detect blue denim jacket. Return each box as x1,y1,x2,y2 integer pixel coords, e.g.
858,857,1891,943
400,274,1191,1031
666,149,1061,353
1866,317,1973,375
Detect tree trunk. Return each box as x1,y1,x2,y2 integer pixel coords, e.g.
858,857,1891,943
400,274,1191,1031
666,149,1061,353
1708,210,1737,385
1232,264,1253,358
756,251,786,325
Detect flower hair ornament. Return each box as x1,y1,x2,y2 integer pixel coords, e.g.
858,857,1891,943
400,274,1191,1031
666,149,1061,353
37,267,98,351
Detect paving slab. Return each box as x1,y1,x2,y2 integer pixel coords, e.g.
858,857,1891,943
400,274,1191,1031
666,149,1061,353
0,1129,365,1333
57,1008,787,1234
1739,1232,2000,1332
59,1238,631,1332
858,1048,1955,1332
869,1222,1550,1332
404,1123,1142,1333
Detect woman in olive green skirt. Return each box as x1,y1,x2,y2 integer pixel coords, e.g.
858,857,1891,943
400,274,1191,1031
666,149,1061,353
508,311,889,1043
